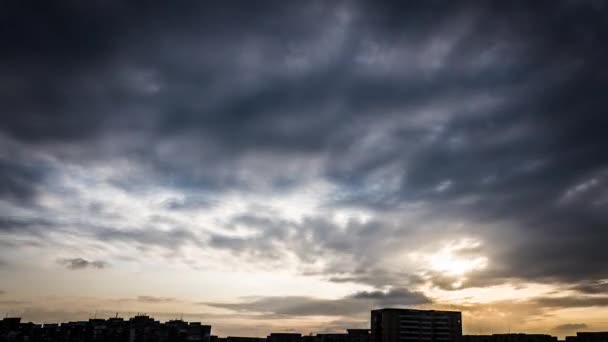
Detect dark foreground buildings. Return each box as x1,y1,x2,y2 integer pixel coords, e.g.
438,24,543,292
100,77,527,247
2,309,607,342
268,334,304,342
0,315,211,342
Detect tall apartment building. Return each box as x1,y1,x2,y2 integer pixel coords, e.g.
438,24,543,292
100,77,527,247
371,308,462,342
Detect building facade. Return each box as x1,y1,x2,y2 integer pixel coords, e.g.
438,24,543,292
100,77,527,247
371,308,462,342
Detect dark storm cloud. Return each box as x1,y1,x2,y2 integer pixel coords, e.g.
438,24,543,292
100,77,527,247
58,258,107,270
0,157,49,203
326,1,608,287
1,0,607,293
0,1,333,145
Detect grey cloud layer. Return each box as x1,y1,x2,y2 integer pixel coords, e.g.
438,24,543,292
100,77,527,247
204,291,608,323
1,0,608,301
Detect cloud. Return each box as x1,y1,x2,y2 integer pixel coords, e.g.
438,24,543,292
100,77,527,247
553,323,589,332
95,227,203,251
570,280,608,294
58,258,107,270
350,288,431,306
205,288,430,317
0,1,607,325
0,300,29,305
443,294,608,324
534,296,608,309
0,158,46,203
135,296,180,304
0,217,53,234
162,196,216,211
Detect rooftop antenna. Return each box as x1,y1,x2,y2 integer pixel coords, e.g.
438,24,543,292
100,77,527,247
115,312,119,319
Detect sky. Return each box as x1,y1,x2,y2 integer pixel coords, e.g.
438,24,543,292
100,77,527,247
1,0,608,338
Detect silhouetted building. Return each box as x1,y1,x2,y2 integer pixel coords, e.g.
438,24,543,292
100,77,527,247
316,333,349,342
226,337,267,342
347,329,371,342
268,333,302,342
371,308,462,342
565,333,608,342
298,329,370,342
0,318,21,331
42,323,61,341
187,322,212,342
128,315,161,342
0,315,212,342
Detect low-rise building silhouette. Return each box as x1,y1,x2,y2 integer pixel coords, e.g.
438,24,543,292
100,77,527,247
316,333,350,342
268,333,303,342
298,329,370,342
565,332,608,342
346,329,371,342
0,315,211,342
225,336,267,342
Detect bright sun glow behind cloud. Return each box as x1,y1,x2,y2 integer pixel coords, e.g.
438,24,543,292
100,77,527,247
427,241,488,276
410,238,488,279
